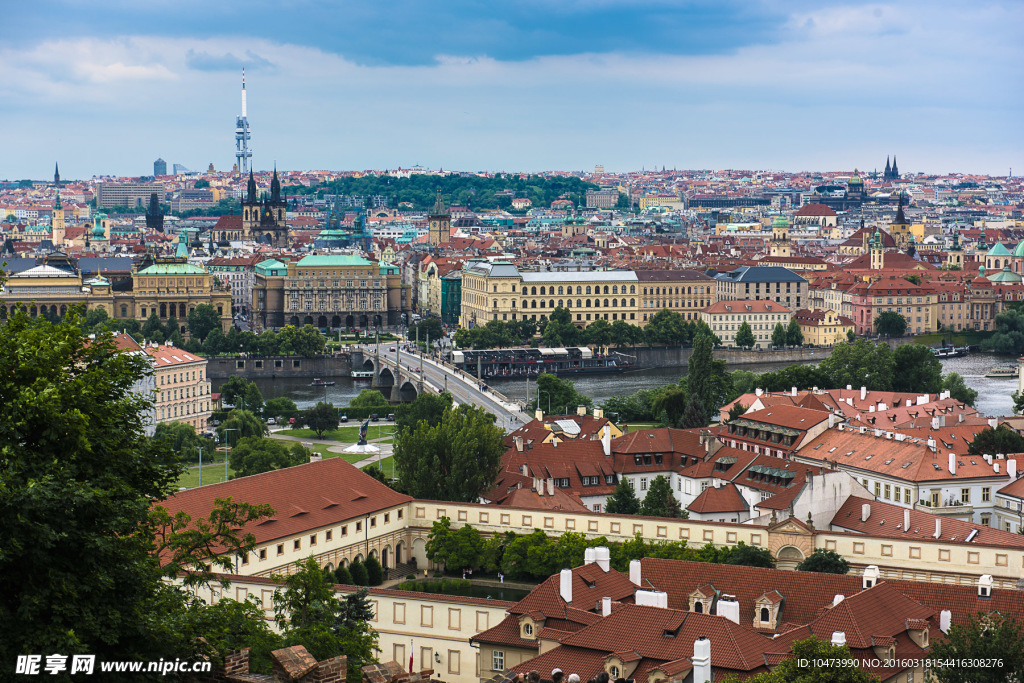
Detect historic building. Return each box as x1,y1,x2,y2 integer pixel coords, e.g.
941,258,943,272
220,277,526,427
701,299,793,349
635,270,716,324
428,190,451,246
210,168,290,247
713,266,808,312
250,253,410,332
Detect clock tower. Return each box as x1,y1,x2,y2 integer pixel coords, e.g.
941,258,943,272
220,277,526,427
428,189,450,246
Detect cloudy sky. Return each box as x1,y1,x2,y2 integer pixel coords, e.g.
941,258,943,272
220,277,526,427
1,0,1020,179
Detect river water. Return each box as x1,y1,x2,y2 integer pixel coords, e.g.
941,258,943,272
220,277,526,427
227,352,1019,418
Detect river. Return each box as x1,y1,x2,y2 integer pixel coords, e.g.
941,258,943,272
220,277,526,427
227,352,1018,418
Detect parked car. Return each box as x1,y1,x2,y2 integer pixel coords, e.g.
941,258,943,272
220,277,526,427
386,413,395,421
340,414,348,423
389,346,396,352
289,417,296,425
266,417,277,425
370,413,379,421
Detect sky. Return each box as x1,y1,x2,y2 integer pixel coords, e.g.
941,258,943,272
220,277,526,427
1,0,1021,179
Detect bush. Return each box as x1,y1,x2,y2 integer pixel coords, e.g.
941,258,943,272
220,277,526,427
406,574,416,580
364,555,384,586
433,571,443,578
334,564,354,585
349,559,369,586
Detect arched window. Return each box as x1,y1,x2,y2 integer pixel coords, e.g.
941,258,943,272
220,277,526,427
493,299,498,308
612,299,618,307
603,286,609,294
760,607,770,622
531,286,537,295
630,285,636,293
621,299,627,307
540,286,546,295
577,299,582,308
558,300,564,308
604,299,610,307
612,285,618,294
694,601,703,614
587,299,592,308
531,300,537,309
630,299,635,306
549,299,555,309
558,286,564,295
688,286,693,294
540,300,546,308
586,286,592,294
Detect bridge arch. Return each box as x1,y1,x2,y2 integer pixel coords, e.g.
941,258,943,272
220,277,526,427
398,381,418,402
377,367,395,387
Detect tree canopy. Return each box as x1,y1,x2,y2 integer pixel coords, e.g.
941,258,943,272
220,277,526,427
640,475,687,518
604,478,641,515
892,343,942,393
985,309,1024,354
726,636,876,683
186,304,222,342
796,548,851,574
929,612,1024,683
393,404,505,502
394,392,453,433
229,436,310,478
967,424,1024,456
874,310,908,337
531,373,593,414
302,401,339,437
349,388,390,409
735,321,756,348
218,376,265,414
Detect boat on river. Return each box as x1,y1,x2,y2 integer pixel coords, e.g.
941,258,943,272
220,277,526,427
310,377,336,386
985,365,1019,379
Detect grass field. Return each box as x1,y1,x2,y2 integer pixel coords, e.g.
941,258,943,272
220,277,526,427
280,425,396,442
363,456,395,476
622,422,659,431
176,461,235,489
910,330,995,347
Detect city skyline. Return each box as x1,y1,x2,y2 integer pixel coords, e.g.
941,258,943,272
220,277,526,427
2,0,1021,179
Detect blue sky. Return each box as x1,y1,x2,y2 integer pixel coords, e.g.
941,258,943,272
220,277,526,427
1,1,1021,179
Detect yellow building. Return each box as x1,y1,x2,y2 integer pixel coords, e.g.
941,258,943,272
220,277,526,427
701,299,792,349
460,261,640,328
792,308,854,346
635,270,716,324
145,342,213,433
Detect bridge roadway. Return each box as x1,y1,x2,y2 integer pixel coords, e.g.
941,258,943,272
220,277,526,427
369,344,529,432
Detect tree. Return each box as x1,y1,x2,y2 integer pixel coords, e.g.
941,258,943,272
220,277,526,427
986,309,1024,354
904,273,921,284
531,373,593,414
350,388,389,409
684,330,731,423
394,392,453,433
408,317,444,342
349,560,369,586
393,404,505,502
771,322,787,348
229,436,309,478
728,402,748,421
929,613,1024,683
583,318,613,348
265,396,300,421
0,310,274,669
217,409,268,442
818,339,895,391
967,424,1024,455
219,375,264,412
679,394,707,429
334,587,380,683
724,542,776,568
303,401,339,437
874,310,907,337
735,321,755,349
153,421,214,463
604,478,641,515
942,372,978,407
651,386,688,427
1014,390,1024,415
892,343,942,393
333,564,354,585
728,636,876,683
796,548,851,574
786,318,804,347
364,555,384,585
425,517,484,570
186,304,222,342
640,475,687,518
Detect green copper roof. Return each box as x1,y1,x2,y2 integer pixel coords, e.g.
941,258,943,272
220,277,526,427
1014,242,1024,258
771,216,788,228
256,259,288,276
296,254,372,267
988,266,1022,283
987,242,1011,257
138,262,206,275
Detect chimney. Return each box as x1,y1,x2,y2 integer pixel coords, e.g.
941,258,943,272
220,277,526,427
547,478,555,496
832,595,845,606
535,409,544,421
559,568,572,603
989,418,998,429
593,407,604,419
862,565,879,588
860,386,867,401
791,386,798,397
846,384,852,391
601,596,612,617
831,632,847,647
717,597,740,624
755,387,763,397
940,610,952,633
979,575,993,598
906,399,912,407
931,416,940,430
917,394,928,406
692,638,711,683
904,508,910,532
958,412,965,423
1010,459,1018,479
601,425,612,457
629,559,642,586
514,435,524,452
584,548,596,566
577,405,587,417
934,518,942,539
861,503,871,522
994,462,1001,474
635,590,668,608
927,437,936,452
596,546,611,572
948,453,956,475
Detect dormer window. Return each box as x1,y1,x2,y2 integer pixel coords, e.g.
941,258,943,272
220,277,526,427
524,623,533,636
694,601,703,614
760,607,770,622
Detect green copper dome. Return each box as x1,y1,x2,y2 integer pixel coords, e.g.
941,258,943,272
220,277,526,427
1013,241,1024,258
988,266,1022,283
987,241,1012,257
91,223,105,237
771,216,789,228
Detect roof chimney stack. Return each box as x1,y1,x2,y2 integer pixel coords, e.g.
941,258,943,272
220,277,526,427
602,425,612,457
861,503,871,522
860,386,867,401
1009,459,1017,479
862,565,879,589
940,610,952,633
559,568,572,604
792,386,798,397
601,596,612,617
831,632,847,647
693,638,711,683
949,453,956,475
717,596,740,624
904,508,910,532
934,518,942,539
577,405,587,417
629,559,642,586
833,595,845,606
535,409,544,421
596,546,610,572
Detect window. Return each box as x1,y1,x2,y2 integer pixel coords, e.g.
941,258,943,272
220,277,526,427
641,478,648,491
694,601,703,613
492,651,505,671
341,525,348,536
309,534,317,546
760,607,770,622
259,548,267,561
325,530,332,541
961,488,970,503
524,623,533,636
610,667,620,679
276,544,284,556
982,487,991,502
293,539,301,551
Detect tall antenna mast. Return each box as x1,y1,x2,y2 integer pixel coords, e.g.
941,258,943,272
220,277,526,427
234,69,252,175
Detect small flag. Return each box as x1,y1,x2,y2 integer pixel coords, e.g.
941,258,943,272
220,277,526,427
409,639,414,673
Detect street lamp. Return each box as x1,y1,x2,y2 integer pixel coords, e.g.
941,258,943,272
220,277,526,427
195,446,205,487
222,428,238,482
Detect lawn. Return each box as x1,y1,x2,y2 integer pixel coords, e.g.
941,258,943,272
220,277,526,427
176,461,235,489
279,426,396,443
622,422,659,432
911,330,995,347
363,456,395,477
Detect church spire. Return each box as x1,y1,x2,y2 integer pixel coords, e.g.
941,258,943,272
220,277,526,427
891,156,899,178
246,169,257,203
430,188,447,216
270,163,281,203
885,156,891,175
893,192,907,224
54,162,60,187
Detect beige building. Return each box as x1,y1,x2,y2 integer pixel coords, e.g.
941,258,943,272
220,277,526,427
147,343,213,433
701,299,792,349
460,262,640,328
635,270,716,325
792,308,855,346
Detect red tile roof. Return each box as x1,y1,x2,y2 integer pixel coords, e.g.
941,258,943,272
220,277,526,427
687,482,748,514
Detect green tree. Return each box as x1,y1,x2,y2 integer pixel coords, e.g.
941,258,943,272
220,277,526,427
728,636,877,683
604,478,641,515
892,343,942,393
904,273,921,284
218,408,268,443
796,548,851,574
684,330,731,422
967,424,1024,455
929,613,1024,683
786,318,804,347
651,386,688,427
0,310,275,669
186,303,222,342
500,529,554,580
1013,390,1024,415
349,560,369,586
874,310,908,337
531,373,593,414
303,401,339,437
394,404,504,502
335,587,380,683
771,322,787,348
640,475,687,518
350,388,390,409
941,372,978,407
364,555,384,585
265,396,300,421
153,421,214,463
583,317,613,347
425,517,484,570
846,329,856,342
818,339,895,391
679,394,707,429
735,321,756,348
229,436,309,478
724,541,776,568
143,311,164,340
408,317,444,342
986,309,1024,354
394,392,453,433
333,564,354,585
218,375,264,411
728,402,748,421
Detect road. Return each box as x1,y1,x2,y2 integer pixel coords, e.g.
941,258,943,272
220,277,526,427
371,343,529,432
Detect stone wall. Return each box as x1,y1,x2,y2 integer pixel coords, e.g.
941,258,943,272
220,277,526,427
612,345,830,370
206,354,352,381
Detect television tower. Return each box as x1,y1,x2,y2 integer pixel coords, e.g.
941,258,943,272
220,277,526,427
234,69,252,175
